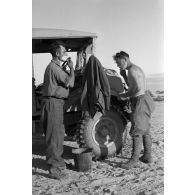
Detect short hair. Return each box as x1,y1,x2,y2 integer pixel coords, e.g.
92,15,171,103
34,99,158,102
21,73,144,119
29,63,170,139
113,51,129,61
50,40,66,57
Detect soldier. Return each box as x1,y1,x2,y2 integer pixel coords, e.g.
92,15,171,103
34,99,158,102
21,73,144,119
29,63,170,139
113,51,155,169
41,41,75,179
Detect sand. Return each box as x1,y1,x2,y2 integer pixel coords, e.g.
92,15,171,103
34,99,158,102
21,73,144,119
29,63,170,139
32,101,164,195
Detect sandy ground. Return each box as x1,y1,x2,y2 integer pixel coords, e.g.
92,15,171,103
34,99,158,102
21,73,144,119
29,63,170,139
32,102,164,195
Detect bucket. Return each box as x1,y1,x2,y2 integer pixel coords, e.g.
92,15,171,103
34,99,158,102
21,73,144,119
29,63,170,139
72,148,92,172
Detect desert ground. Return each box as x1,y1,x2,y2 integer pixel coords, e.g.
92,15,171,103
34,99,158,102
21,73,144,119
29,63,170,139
32,101,164,195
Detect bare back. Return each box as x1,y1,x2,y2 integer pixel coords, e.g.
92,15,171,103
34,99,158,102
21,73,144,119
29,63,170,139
127,64,146,97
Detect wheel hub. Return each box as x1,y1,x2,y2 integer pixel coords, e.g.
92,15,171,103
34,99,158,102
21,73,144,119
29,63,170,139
99,126,109,137
92,117,118,147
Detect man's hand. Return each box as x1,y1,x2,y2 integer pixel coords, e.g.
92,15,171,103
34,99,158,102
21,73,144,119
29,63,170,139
67,60,74,69
117,92,129,101
66,60,75,88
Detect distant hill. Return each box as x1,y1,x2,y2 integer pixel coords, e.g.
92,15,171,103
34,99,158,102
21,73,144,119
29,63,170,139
146,73,164,78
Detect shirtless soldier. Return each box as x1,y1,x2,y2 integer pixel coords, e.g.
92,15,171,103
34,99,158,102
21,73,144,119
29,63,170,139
113,51,155,169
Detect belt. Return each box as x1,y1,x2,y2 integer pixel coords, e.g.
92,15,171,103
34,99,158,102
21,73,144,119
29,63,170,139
131,94,145,100
44,96,67,100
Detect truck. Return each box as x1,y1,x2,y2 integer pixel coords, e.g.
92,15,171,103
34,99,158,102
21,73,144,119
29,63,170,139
32,28,131,159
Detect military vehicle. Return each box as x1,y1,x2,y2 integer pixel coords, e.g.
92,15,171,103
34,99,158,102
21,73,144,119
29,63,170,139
32,28,130,158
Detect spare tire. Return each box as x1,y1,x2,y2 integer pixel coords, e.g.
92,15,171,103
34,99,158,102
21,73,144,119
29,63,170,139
78,109,126,158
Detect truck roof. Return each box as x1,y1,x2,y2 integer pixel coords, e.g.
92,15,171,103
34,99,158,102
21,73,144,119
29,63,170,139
32,28,97,39
32,28,97,53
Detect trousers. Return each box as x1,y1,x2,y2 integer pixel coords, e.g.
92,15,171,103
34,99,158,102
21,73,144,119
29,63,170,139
130,92,155,136
41,98,66,168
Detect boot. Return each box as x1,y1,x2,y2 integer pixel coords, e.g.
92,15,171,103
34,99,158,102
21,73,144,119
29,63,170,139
121,134,142,169
49,166,69,180
139,134,153,163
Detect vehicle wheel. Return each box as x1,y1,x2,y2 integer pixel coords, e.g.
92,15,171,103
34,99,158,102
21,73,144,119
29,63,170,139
78,109,126,158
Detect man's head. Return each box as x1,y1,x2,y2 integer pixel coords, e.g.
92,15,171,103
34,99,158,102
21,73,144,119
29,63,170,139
113,51,130,70
50,40,68,62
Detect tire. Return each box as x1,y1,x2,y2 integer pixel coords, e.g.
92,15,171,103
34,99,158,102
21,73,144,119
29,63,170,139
78,110,126,158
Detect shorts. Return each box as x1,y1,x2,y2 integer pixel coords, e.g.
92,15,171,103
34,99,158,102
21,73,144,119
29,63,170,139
130,92,155,136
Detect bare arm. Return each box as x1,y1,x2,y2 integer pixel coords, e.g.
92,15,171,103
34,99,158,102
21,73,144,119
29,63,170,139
65,60,75,88
55,60,75,88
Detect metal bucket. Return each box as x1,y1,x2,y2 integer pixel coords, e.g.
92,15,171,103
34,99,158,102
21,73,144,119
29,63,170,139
72,148,92,172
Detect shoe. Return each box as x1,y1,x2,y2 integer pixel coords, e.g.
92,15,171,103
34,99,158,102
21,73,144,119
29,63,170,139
121,134,142,170
139,155,153,163
58,163,67,171
120,158,138,170
49,167,69,180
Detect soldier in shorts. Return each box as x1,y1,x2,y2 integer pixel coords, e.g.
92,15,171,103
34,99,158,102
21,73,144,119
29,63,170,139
113,51,155,169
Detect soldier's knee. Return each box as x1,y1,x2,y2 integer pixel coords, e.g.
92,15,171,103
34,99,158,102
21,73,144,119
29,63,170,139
144,124,151,136
130,127,145,137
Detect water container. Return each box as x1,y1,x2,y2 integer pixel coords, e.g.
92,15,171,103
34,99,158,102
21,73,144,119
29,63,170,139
72,148,92,172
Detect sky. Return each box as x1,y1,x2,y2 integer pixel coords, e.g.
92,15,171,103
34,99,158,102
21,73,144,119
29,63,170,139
32,0,163,85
